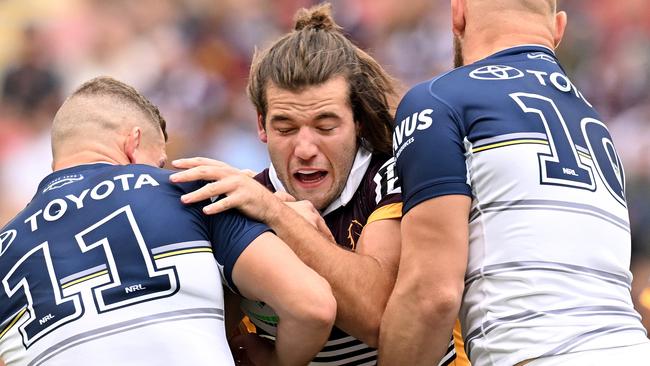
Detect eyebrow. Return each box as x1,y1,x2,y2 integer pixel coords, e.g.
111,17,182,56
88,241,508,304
269,114,291,123
314,111,341,120
268,111,341,123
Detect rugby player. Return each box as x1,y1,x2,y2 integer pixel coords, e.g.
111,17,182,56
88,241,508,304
380,0,650,365
0,77,335,366
171,3,468,365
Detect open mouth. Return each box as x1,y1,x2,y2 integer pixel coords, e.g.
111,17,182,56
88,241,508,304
294,169,328,184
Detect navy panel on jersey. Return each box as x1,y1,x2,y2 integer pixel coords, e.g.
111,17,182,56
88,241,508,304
394,46,609,213
0,163,269,351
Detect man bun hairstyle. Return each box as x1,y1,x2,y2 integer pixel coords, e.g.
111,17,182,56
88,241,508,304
248,2,397,155
294,4,342,32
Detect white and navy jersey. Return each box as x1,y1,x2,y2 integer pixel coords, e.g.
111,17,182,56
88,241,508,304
0,163,270,366
393,45,648,366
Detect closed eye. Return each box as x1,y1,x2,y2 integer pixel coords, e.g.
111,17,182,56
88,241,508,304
276,128,296,135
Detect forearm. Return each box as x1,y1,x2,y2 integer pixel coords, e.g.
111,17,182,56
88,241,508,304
273,309,332,366
379,196,469,365
379,277,461,365
266,204,392,345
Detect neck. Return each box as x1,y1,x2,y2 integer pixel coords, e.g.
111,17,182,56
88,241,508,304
52,150,127,172
461,15,555,65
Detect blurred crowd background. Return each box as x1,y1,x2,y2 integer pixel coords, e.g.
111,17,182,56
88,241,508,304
1,0,650,329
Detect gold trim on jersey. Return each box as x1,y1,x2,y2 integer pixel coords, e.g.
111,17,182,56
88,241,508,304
452,319,471,365
472,139,548,153
153,247,213,260
640,287,650,310
367,203,403,225
61,270,109,289
0,307,27,340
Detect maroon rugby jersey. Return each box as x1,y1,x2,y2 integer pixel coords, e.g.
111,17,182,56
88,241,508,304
243,148,462,365
254,151,402,250
246,149,405,365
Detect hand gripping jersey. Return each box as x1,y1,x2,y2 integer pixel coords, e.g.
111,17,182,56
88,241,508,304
247,148,468,366
393,45,649,365
0,163,269,366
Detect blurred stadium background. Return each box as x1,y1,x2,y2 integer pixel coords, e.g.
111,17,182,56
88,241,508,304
1,0,649,331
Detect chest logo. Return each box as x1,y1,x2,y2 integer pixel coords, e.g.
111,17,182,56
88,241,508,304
346,220,364,251
470,65,524,80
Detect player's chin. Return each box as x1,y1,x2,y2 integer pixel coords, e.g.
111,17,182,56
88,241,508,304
290,189,330,211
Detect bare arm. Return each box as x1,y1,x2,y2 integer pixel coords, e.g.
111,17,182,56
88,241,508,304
264,206,400,347
233,231,336,366
171,158,400,347
379,195,470,366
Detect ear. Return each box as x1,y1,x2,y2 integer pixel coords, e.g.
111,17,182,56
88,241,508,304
451,0,466,37
553,11,568,48
257,114,268,143
124,126,142,164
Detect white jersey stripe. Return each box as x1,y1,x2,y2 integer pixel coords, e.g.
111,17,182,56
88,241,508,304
470,199,630,231
316,343,370,357
30,308,224,366
465,261,632,288
59,264,108,285
542,325,645,357
150,240,211,254
465,307,643,358
311,350,378,365
324,336,356,347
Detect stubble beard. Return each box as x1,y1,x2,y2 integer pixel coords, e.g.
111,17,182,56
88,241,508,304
453,35,464,68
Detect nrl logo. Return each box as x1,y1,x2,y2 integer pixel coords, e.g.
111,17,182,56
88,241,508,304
527,52,557,64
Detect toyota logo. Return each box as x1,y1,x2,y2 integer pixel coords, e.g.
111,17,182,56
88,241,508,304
0,229,17,256
469,65,524,80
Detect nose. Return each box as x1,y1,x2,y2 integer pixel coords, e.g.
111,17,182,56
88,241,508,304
294,127,319,161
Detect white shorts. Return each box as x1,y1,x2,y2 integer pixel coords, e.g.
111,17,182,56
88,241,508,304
524,342,650,365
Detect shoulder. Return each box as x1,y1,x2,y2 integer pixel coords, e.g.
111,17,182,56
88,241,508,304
253,169,274,191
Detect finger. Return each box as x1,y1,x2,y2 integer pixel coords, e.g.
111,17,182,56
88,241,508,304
202,193,240,215
180,180,235,204
171,165,239,184
240,169,256,178
274,191,296,202
171,157,229,169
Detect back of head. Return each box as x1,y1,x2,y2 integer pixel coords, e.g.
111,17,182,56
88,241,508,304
248,2,397,154
51,76,167,165
455,0,563,65
466,0,557,34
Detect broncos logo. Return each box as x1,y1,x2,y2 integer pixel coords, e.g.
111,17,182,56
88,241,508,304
346,220,364,251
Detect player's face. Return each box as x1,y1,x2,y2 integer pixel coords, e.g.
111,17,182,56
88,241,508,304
259,76,358,210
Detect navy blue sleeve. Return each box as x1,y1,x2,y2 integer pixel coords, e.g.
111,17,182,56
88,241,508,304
393,81,472,214
207,209,271,292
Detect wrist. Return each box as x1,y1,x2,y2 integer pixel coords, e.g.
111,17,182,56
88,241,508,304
262,195,288,227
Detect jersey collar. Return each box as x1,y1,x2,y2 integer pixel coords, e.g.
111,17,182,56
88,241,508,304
268,147,373,215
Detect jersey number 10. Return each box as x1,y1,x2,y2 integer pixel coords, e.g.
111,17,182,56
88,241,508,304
511,93,626,206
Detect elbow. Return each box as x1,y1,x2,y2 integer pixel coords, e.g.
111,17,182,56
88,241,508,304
416,289,462,327
293,277,337,330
